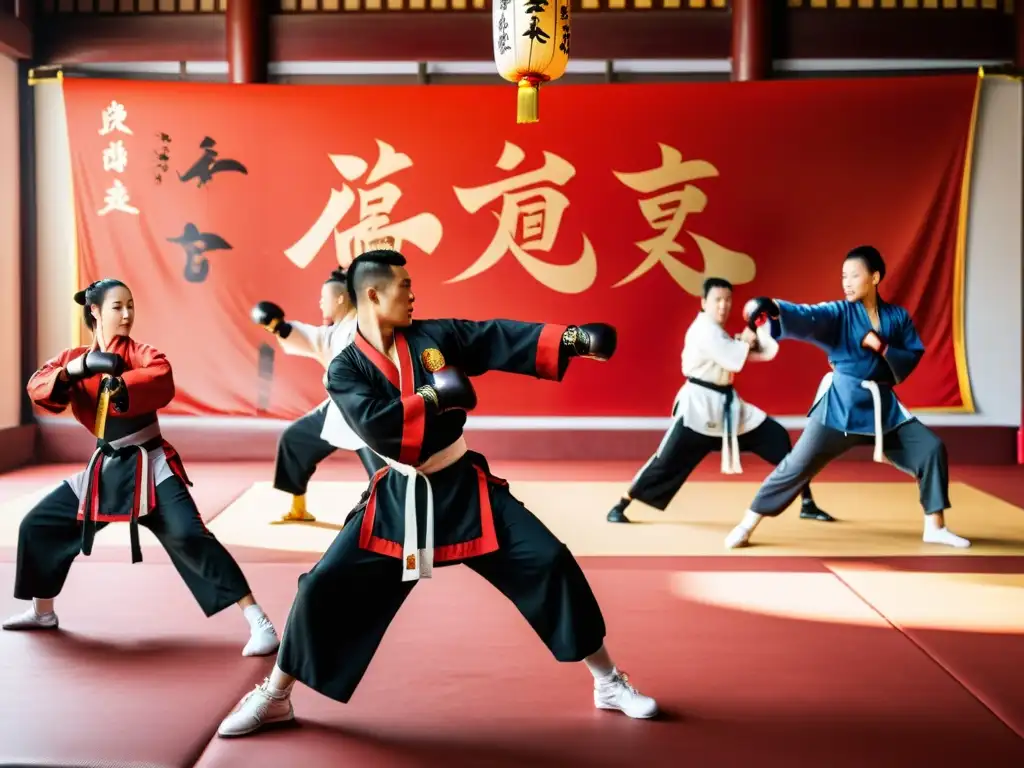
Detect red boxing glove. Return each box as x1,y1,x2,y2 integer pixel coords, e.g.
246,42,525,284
861,330,887,355
742,297,779,331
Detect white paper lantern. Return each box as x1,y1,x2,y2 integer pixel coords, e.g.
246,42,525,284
492,0,572,123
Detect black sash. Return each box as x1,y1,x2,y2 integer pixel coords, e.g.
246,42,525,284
686,377,733,396
683,377,736,433
79,435,164,564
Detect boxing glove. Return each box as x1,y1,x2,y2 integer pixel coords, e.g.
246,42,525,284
251,301,293,339
64,351,125,381
742,297,780,331
102,377,130,414
860,330,886,354
562,323,617,362
417,367,478,414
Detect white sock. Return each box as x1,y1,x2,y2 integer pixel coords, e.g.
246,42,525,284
32,599,55,618
739,510,762,531
584,658,616,683
922,517,970,548
243,604,268,630
267,669,295,697
266,681,292,697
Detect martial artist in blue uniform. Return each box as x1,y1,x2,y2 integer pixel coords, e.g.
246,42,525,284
724,246,970,550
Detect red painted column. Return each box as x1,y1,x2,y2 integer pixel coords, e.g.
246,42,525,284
1018,0,1024,462
731,0,771,82
227,0,268,85
15,0,33,25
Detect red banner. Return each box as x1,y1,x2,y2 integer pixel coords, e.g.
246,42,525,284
62,75,977,419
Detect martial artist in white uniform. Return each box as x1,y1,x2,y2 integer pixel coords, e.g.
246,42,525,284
251,268,386,522
608,277,832,524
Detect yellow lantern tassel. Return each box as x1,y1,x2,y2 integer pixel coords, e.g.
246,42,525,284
517,77,540,124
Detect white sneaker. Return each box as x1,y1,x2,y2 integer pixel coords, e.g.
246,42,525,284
923,526,971,549
242,616,280,657
217,678,295,737
724,525,752,550
2,608,59,631
594,671,659,719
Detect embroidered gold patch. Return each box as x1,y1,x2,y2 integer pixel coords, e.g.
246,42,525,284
406,553,417,570
421,348,446,373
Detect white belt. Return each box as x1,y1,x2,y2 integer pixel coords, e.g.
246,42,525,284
677,381,742,475
815,373,887,464
375,435,469,582
860,381,886,463
720,393,742,475
79,421,162,521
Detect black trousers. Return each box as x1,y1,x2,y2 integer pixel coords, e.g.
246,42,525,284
274,404,386,495
749,417,950,517
14,476,252,617
277,482,607,704
629,417,810,511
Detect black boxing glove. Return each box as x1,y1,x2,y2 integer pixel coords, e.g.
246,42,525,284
742,297,780,331
101,376,130,414
64,351,125,381
417,367,478,414
251,301,293,339
562,323,617,362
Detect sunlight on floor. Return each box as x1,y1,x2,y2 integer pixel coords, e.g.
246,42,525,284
671,567,1024,634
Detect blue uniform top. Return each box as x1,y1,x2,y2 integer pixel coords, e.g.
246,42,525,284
771,299,924,435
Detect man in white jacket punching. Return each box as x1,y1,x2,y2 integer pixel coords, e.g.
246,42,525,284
607,277,833,525
252,267,386,523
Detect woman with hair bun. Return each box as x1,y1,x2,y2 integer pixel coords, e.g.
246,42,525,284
3,278,281,658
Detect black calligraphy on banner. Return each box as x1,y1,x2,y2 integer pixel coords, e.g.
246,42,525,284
257,343,275,415
559,4,570,54
166,223,233,283
153,132,172,184
178,136,248,188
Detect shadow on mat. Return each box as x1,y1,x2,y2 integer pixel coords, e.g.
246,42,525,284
834,554,1024,574
210,709,1024,768
273,718,680,768
9,631,248,665
951,537,1024,552
622,520,847,532
268,520,344,532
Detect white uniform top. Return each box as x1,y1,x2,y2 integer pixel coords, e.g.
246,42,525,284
277,315,366,451
671,311,779,473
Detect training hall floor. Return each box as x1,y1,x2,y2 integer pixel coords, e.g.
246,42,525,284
2,458,1024,767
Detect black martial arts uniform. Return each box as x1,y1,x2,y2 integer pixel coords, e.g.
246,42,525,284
276,319,607,703
273,402,387,494
270,317,388,496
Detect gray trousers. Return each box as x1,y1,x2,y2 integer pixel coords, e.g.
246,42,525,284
749,418,950,517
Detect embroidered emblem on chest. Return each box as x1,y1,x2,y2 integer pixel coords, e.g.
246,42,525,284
421,348,446,372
